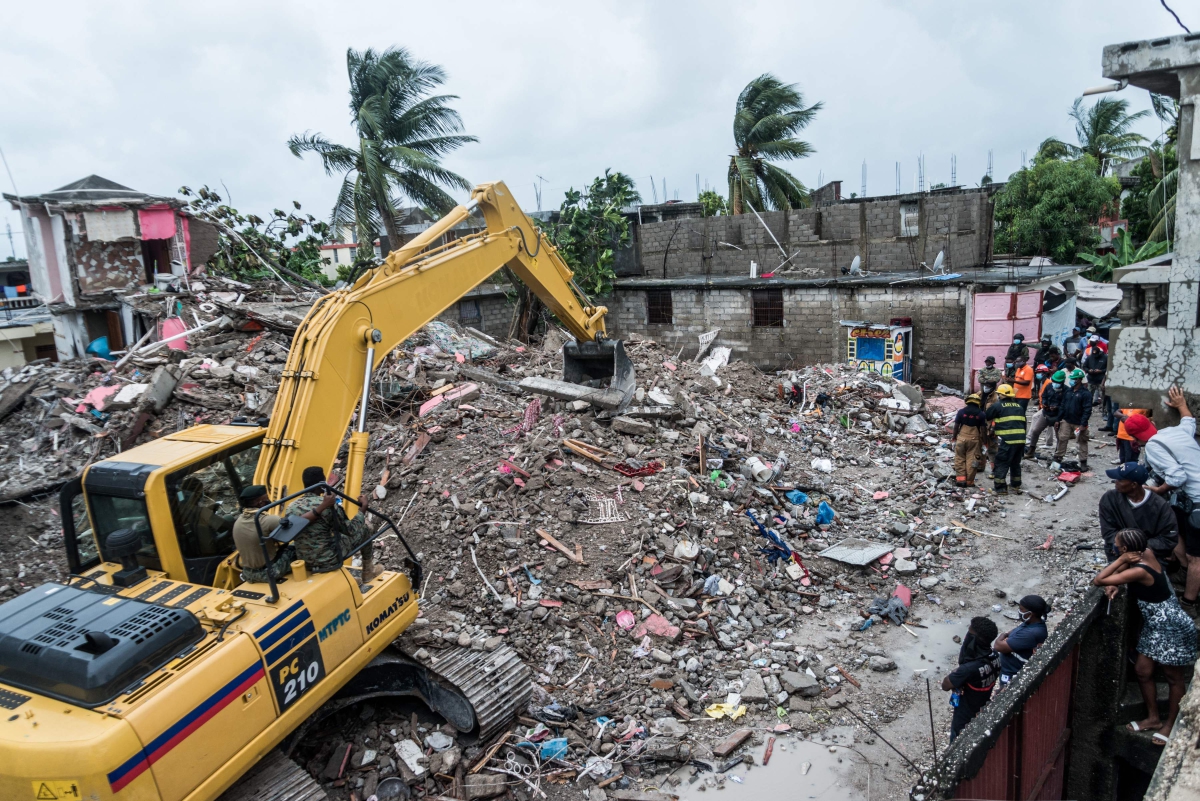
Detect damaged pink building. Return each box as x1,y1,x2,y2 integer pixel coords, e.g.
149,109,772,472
4,175,218,359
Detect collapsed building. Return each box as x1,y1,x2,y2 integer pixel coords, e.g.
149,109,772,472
3,175,220,361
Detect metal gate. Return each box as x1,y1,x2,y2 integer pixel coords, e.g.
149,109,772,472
953,646,1078,800
970,291,1043,390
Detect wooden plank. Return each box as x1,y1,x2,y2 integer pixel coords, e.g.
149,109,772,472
712,728,753,758
536,528,584,564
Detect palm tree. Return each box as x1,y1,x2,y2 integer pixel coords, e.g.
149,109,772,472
289,47,476,255
727,74,822,214
1040,97,1149,174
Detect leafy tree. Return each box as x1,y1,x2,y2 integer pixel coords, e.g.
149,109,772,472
179,186,333,287
727,74,822,214
1039,97,1149,174
288,47,476,255
539,170,641,297
1123,145,1177,242
698,190,727,217
992,156,1119,263
1077,228,1169,281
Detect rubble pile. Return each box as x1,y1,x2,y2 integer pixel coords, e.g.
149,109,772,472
0,285,1101,800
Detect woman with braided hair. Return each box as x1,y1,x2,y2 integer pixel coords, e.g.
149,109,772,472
1094,528,1196,744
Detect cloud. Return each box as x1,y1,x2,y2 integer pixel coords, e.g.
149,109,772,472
0,0,1179,259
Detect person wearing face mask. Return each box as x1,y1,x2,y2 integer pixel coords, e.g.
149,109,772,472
993,596,1049,688
1054,368,1092,470
1026,370,1066,459
1005,333,1030,364
1093,528,1196,745
941,616,1000,742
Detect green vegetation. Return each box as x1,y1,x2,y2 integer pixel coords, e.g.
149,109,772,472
1038,97,1149,174
538,170,641,297
179,186,332,287
698,190,728,217
992,156,1119,264
288,46,476,255
1077,228,1169,282
727,74,821,214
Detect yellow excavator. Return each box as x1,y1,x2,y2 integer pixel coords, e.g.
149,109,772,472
0,183,634,801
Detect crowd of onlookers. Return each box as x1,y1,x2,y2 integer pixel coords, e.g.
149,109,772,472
942,326,1200,746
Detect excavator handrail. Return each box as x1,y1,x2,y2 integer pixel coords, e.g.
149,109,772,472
253,482,421,603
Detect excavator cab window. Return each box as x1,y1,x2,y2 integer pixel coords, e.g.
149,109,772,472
91,495,159,571
166,442,262,585
60,478,101,574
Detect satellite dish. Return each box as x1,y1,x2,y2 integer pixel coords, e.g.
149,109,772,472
849,255,862,275
932,251,945,273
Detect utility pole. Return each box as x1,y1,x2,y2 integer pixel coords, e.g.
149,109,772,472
895,162,901,196
861,160,867,197
649,176,658,204
5,222,14,260
695,174,700,201
951,154,957,187
534,175,548,212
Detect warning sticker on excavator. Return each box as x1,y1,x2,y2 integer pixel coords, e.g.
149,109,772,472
31,781,81,800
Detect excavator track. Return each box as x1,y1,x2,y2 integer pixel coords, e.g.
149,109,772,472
218,749,327,801
289,643,532,750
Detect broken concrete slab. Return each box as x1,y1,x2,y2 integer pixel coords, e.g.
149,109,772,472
817,538,894,566
144,365,181,412
106,383,149,411
518,376,625,410
463,773,507,799
611,416,654,436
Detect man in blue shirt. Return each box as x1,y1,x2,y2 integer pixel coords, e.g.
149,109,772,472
994,595,1049,688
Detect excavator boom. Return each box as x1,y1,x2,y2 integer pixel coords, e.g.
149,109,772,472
255,181,627,506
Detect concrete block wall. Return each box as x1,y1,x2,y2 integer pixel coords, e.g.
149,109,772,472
633,189,994,280
435,293,514,340
607,284,969,388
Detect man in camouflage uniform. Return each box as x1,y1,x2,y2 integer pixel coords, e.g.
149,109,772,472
289,466,378,577
231,485,296,584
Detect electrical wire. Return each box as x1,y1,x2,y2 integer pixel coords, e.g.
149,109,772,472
1161,0,1190,32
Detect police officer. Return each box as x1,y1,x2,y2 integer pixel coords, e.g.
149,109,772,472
987,384,1027,495
290,466,380,578
231,485,296,584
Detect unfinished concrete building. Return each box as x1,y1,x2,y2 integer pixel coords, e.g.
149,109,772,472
4,176,219,359
606,187,1098,389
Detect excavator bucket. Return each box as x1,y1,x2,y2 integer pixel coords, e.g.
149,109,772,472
563,339,636,409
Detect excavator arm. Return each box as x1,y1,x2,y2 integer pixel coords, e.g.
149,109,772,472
253,181,621,509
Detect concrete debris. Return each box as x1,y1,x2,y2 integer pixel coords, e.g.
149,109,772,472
0,276,1110,801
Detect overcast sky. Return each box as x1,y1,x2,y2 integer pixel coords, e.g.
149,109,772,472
0,1,1187,260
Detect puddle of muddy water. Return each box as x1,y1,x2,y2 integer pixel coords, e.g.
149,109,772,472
676,730,866,801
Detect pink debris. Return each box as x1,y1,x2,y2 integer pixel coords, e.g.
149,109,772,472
892,584,912,607
615,610,637,630
455,352,465,363
418,382,481,416
633,613,681,641
81,385,120,411
160,317,190,351
879,553,894,566
873,491,889,500
663,361,677,371
539,599,563,608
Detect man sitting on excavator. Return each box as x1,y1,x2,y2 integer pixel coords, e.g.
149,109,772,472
291,466,381,578
232,485,296,583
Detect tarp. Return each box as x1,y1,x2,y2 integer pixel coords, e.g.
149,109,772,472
83,210,136,241
1041,293,1077,349
1074,276,1123,319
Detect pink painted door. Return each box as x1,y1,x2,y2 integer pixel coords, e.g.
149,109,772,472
971,291,1043,388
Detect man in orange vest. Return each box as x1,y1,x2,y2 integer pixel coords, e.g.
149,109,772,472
1113,407,1152,464
1012,356,1035,414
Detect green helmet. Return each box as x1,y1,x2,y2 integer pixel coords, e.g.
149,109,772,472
1051,370,1066,383
1070,368,1086,380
